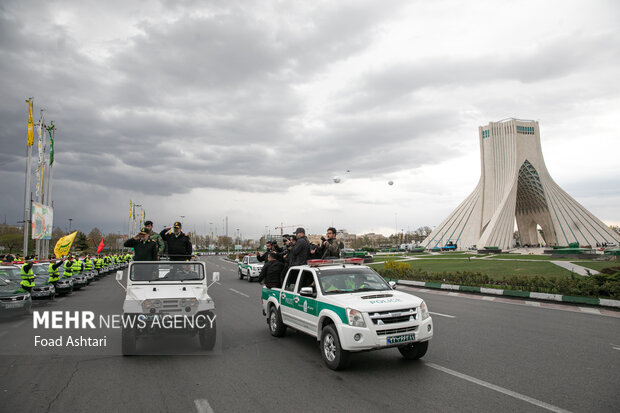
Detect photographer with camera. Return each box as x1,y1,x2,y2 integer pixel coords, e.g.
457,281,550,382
318,227,341,259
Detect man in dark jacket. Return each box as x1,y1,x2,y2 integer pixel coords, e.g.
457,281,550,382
257,252,285,288
123,228,158,261
160,221,192,261
290,227,310,266
256,241,273,262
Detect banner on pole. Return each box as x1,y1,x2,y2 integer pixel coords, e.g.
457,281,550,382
54,231,77,258
26,99,34,146
31,201,53,240
48,124,54,165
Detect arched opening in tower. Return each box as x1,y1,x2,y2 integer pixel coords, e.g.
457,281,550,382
515,160,555,247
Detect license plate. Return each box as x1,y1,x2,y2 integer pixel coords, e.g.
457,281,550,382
387,334,415,344
4,302,25,309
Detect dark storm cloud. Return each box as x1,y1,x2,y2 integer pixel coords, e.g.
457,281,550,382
1,0,418,208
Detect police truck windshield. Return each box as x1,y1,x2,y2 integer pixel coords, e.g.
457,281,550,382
317,267,391,294
130,262,205,282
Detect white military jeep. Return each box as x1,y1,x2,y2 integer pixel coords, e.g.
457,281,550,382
261,259,433,370
117,261,219,355
237,254,263,282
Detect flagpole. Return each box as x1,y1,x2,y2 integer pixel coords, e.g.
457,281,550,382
43,123,55,258
34,110,45,259
23,98,34,258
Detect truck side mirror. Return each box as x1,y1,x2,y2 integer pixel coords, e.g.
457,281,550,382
212,272,220,283
299,287,316,297
116,271,123,281
389,281,396,289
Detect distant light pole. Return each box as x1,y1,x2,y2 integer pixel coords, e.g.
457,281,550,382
68,218,73,232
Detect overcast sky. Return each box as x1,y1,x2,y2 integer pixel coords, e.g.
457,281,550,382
1,0,619,239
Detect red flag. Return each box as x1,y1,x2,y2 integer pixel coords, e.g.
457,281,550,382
96,238,105,254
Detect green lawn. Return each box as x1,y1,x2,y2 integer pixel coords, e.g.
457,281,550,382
572,261,618,272
482,254,573,261
370,258,574,279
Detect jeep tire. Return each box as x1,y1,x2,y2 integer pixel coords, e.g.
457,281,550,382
199,311,217,351
238,268,244,279
320,324,350,370
398,340,428,360
268,306,287,337
247,269,252,282
122,326,137,356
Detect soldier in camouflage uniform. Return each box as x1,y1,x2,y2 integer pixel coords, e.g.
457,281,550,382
144,220,165,258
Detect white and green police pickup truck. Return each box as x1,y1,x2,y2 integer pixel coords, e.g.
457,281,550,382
237,255,263,282
261,259,433,370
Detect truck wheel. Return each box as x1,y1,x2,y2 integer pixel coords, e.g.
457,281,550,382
199,312,217,351
247,270,252,282
398,340,428,360
122,327,137,356
238,268,243,279
320,325,350,370
268,306,287,337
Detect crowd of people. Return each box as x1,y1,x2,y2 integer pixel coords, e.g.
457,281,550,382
256,227,342,288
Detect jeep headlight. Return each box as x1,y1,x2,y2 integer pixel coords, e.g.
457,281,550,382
346,308,366,328
419,300,430,320
179,298,198,307
142,299,162,311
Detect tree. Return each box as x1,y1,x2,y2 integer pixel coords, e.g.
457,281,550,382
75,231,89,252
0,225,23,254
86,228,104,254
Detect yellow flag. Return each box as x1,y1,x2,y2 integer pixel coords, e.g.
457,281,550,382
129,200,132,219
26,99,34,146
54,231,77,258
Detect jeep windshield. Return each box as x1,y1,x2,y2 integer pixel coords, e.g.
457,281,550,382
317,267,391,294
247,256,259,264
129,262,205,282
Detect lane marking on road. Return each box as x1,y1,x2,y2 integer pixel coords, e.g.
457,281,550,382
14,320,26,328
425,362,571,413
612,346,620,351
429,311,456,318
525,301,541,307
578,307,600,315
482,296,495,301
194,398,215,413
229,288,250,298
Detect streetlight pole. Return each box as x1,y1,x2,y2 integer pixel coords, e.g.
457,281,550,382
68,218,73,232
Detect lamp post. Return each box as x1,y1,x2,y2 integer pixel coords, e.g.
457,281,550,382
68,218,73,232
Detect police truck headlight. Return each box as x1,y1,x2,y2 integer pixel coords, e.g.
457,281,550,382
346,308,366,328
419,301,430,320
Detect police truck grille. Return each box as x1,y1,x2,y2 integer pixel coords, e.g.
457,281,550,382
375,326,418,336
369,308,417,325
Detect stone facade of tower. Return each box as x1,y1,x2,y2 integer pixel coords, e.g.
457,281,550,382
423,118,619,250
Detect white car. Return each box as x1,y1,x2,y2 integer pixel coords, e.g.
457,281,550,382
237,255,264,282
117,261,219,355
261,259,433,370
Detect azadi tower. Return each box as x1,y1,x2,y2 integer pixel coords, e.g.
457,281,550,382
423,118,619,250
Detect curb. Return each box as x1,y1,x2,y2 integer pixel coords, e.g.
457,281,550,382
396,279,620,309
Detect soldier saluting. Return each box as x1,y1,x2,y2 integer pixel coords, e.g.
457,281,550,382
123,227,158,261
160,222,192,261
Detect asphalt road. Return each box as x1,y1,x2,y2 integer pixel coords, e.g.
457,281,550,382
0,256,619,412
